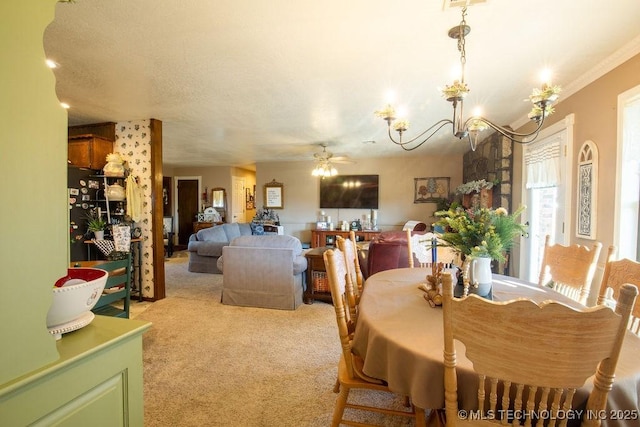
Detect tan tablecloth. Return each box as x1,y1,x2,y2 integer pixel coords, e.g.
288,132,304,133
352,268,640,426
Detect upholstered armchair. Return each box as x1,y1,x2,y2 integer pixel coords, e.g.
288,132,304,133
364,231,410,279
217,235,307,310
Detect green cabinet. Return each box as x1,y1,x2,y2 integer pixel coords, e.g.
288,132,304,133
0,316,151,426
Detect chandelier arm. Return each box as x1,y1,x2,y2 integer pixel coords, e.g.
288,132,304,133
387,119,453,147
464,114,547,144
395,120,453,151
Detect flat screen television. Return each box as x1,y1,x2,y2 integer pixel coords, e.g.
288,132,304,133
319,175,379,209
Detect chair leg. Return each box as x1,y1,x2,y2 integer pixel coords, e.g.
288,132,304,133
414,405,427,427
331,385,349,427
333,377,340,393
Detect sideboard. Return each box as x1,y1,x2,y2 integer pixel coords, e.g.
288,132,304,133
0,316,150,426
310,229,380,248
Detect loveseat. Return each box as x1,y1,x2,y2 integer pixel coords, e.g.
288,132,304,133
217,235,307,310
187,223,252,273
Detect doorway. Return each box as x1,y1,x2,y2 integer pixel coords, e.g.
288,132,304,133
231,176,246,223
520,114,574,282
176,177,201,246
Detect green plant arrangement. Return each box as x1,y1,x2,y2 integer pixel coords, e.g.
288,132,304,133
455,179,496,195
434,206,528,262
85,211,107,232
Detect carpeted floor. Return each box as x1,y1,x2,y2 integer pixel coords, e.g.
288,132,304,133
135,252,421,426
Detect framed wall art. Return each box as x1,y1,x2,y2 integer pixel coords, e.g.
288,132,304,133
264,179,284,209
414,177,450,203
576,140,598,240
246,187,254,210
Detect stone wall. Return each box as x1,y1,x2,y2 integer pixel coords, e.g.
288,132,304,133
462,132,513,212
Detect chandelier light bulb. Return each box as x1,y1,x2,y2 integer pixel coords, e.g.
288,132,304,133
450,63,463,82
539,68,553,86
396,105,408,120
384,90,397,104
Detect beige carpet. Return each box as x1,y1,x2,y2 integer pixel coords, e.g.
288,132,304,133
136,253,421,426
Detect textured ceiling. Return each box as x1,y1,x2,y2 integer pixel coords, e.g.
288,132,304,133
43,0,640,168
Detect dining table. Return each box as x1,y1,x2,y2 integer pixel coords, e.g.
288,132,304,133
351,267,640,427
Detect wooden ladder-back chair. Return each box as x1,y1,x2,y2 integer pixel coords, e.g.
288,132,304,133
442,272,638,427
323,248,426,427
90,255,133,318
336,233,364,320
407,230,436,268
598,245,640,335
538,235,602,305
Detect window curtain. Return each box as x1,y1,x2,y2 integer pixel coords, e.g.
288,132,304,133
524,138,561,189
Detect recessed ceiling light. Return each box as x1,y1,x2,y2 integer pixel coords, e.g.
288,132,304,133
60,102,70,109
45,59,58,69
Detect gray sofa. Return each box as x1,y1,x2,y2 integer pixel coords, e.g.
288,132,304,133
217,235,307,310
187,223,252,273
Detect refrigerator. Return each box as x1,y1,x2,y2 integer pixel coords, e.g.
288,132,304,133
68,165,101,262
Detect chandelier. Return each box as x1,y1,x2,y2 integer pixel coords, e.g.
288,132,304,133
375,6,561,152
311,145,338,177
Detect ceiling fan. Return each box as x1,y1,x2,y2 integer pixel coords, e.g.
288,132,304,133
313,144,353,164
311,144,352,177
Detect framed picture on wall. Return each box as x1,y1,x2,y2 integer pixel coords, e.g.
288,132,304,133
246,187,254,210
264,180,284,209
414,177,450,203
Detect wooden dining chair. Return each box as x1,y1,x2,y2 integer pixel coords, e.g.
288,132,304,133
597,245,640,335
336,234,363,327
407,230,460,268
336,232,364,296
442,272,638,427
407,230,435,268
90,255,133,318
537,234,602,305
323,248,426,427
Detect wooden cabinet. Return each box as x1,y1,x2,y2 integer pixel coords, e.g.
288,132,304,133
193,222,214,233
68,134,113,170
310,229,381,248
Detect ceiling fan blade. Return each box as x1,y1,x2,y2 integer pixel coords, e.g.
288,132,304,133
331,156,354,164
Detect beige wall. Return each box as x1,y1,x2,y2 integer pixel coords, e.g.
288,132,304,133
169,154,463,245
513,53,640,267
256,155,463,244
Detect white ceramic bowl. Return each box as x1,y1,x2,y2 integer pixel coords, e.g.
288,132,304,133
47,268,108,328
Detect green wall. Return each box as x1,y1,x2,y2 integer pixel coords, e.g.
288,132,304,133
0,0,67,384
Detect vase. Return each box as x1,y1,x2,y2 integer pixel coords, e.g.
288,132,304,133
462,256,493,298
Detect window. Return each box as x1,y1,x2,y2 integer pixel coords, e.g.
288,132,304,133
615,85,640,261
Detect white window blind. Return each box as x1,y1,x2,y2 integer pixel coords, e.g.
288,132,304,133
524,138,561,189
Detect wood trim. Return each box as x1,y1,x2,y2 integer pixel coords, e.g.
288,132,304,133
150,118,166,300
